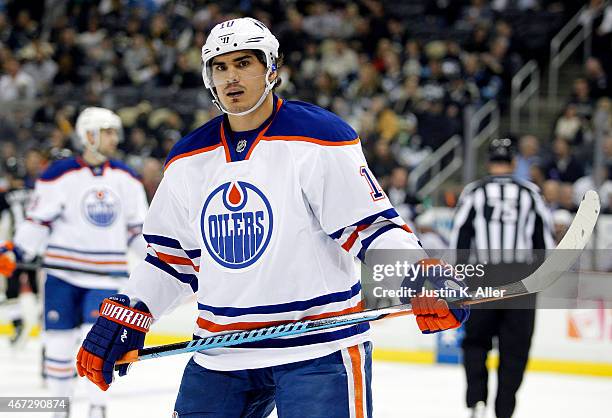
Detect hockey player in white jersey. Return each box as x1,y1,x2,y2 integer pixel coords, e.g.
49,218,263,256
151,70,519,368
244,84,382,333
0,107,149,418
76,18,469,417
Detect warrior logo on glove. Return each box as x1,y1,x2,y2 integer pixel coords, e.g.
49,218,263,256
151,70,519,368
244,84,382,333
76,294,151,391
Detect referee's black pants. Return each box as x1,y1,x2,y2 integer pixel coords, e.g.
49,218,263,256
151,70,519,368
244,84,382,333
461,298,535,418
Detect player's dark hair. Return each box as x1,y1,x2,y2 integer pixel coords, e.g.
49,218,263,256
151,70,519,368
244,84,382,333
252,49,283,91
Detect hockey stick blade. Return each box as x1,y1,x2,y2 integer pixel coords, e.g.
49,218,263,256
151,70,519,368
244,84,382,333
115,190,599,367
451,189,600,305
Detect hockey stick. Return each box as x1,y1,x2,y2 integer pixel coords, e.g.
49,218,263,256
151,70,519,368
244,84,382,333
115,190,600,367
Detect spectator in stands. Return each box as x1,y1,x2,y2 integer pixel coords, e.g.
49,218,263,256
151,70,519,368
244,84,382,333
276,9,311,66
558,183,578,212
579,0,612,71
392,75,422,114
52,27,85,85
481,36,522,100
464,24,490,53
385,166,419,221
417,98,460,150
346,62,383,101
568,78,595,121
463,53,501,104
514,134,541,182
22,148,44,189
457,0,494,30
78,16,107,53
140,157,163,203
544,137,585,183
584,57,610,100
123,34,159,86
554,104,584,145
0,57,37,101
321,39,358,82
122,127,156,159
552,209,573,243
368,140,399,188
171,53,201,89
44,128,73,162
0,12,11,45
602,135,612,179
7,10,38,50
20,40,58,93
402,39,423,78
542,179,561,210
580,169,612,208
414,210,448,250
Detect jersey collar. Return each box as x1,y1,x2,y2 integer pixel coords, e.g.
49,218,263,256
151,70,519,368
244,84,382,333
219,95,284,163
77,156,110,176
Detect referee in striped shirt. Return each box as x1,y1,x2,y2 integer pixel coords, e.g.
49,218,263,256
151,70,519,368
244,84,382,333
450,138,555,418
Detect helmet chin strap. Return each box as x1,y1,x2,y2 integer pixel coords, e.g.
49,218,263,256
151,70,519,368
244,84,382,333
211,67,275,116
83,131,108,163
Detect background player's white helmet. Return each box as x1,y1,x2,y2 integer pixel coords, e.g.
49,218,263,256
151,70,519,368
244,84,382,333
201,17,279,116
75,107,122,156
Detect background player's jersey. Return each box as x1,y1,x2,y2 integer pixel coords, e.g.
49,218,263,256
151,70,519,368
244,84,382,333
14,157,149,289
123,96,425,370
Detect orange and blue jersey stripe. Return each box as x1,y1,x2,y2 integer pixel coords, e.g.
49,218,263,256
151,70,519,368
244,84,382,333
43,244,129,277
143,234,201,292
329,208,420,261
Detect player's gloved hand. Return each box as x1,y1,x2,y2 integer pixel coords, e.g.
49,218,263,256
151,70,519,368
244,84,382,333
76,294,152,391
401,258,470,334
0,241,17,277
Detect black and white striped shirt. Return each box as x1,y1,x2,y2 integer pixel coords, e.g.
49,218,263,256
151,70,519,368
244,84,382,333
450,175,555,264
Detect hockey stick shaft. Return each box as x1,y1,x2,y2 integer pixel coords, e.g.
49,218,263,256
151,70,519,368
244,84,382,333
114,287,528,367
116,190,600,367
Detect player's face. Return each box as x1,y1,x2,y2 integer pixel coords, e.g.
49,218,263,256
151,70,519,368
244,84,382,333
211,51,271,113
97,128,119,156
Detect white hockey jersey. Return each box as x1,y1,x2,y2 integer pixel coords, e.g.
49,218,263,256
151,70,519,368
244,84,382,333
123,96,425,370
14,157,149,289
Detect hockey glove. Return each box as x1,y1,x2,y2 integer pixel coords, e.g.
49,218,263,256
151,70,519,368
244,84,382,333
76,294,152,391
0,241,17,277
401,258,470,334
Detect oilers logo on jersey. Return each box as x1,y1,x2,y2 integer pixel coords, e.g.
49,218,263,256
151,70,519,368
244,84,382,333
82,188,120,227
201,181,273,269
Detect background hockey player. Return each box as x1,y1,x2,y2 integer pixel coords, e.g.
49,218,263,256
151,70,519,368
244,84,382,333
0,107,149,418
76,18,469,417
450,138,555,418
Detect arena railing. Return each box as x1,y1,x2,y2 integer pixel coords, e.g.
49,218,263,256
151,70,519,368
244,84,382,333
408,134,462,200
511,60,540,133
462,100,500,185
547,4,595,104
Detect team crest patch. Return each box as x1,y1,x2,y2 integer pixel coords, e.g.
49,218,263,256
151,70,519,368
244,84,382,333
82,188,120,227
201,181,273,269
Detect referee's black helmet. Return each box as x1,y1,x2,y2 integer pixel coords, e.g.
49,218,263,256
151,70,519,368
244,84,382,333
488,138,515,163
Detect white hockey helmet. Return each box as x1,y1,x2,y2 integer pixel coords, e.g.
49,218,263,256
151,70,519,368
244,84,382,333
75,107,122,155
201,17,280,116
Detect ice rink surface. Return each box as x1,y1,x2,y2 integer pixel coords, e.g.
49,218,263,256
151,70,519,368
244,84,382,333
1,338,611,418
